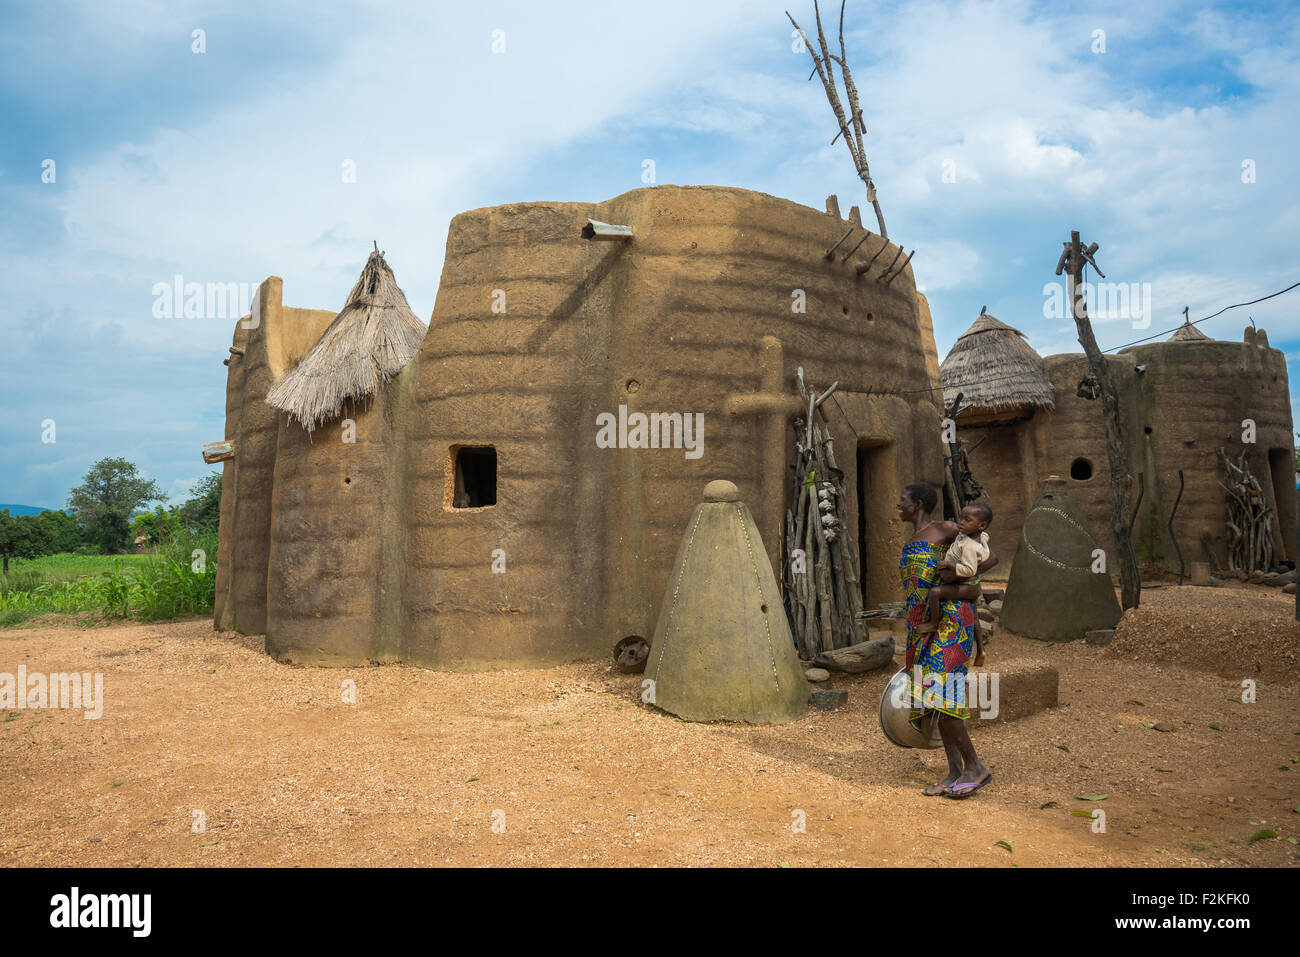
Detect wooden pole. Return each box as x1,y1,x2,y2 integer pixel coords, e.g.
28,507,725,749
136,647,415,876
1060,230,1141,610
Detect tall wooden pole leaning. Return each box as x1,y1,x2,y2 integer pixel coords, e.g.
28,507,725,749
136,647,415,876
787,1,887,238
1057,230,1141,610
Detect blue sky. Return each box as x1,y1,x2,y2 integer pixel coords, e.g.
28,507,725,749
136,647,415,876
2,0,1297,509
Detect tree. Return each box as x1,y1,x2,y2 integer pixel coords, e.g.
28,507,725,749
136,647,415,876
67,458,167,554
131,506,182,549
177,472,222,533
32,510,83,553
0,509,52,575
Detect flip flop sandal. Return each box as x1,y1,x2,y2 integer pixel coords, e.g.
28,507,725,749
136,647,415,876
942,772,992,799
922,783,952,796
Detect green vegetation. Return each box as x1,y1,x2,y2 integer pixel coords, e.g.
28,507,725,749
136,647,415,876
0,463,223,627
68,457,168,553
0,530,217,627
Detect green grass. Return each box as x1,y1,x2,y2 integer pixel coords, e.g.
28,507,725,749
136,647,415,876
0,532,217,626
2,552,150,593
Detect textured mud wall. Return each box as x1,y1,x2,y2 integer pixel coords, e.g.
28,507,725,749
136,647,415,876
218,185,945,668
402,185,942,668
958,419,1038,569
969,333,1293,573
213,279,339,637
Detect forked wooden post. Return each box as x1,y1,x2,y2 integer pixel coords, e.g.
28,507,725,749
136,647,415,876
1058,229,1141,610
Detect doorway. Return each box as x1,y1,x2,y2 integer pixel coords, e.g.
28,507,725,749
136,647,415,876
1268,448,1296,562
856,442,888,608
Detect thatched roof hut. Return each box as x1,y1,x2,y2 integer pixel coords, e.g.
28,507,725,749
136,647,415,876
940,308,1055,423
267,247,426,432
1167,319,1211,342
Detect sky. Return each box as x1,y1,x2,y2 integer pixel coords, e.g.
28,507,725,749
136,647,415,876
2,0,1297,509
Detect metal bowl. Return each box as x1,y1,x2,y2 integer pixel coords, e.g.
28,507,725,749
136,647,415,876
879,668,944,749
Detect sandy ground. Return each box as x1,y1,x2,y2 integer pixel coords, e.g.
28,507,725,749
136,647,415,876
1,588,1298,868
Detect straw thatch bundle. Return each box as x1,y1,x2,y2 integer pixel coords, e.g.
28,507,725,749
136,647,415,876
940,308,1055,415
1167,320,1210,342
267,246,426,432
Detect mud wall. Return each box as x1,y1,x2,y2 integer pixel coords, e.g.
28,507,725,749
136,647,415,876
218,185,946,668
966,332,1294,573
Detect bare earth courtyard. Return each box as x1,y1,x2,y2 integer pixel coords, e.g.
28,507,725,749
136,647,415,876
1,586,1297,868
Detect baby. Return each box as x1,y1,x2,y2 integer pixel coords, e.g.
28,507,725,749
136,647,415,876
916,503,993,665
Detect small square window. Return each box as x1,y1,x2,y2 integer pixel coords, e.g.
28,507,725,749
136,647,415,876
452,446,496,508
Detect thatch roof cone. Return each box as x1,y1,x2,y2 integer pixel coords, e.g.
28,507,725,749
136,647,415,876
267,246,427,432
1000,479,1121,641
1168,320,1211,342
643,479,809,723
940,309,1055,414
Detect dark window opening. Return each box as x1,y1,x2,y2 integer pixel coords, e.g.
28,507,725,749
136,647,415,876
1070,457,1093,481
453,446,496,508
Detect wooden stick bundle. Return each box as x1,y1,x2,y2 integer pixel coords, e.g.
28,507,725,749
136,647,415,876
1218,447,1275,575
783,370,866,658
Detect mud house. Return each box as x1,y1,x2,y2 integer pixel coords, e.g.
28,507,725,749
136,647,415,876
212,185,947,669
941,313,1295,573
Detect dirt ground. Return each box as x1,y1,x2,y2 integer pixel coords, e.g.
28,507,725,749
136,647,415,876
1,586,1298,867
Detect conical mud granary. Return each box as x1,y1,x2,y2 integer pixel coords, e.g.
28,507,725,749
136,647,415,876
1000,477,1121,641
643,480,809,723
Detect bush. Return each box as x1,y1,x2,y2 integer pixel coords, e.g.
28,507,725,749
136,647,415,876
0,530,217,625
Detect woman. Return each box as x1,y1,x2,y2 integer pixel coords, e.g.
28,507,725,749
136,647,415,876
896,482,997,798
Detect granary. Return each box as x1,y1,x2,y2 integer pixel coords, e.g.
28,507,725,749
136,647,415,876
942,311,1295,575
999,477,1121,641
212,185,947,669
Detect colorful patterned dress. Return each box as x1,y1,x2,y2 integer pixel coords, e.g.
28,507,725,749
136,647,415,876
899,539,976,720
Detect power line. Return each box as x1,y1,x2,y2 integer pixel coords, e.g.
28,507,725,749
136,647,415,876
1101,280,1300,352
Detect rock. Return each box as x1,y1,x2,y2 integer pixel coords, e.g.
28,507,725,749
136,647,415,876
1279,569,1297,584
977,607,995,623
986,599,1003,614
1153,722,1175,732
1284,582,1296,595
1085,628,1115,646
813,635,894,674
981,621,996,640
804,667,831,682
809,689,847,710
1248,570,1266,584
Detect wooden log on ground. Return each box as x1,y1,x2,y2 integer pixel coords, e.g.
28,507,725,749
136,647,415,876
813,635,895,673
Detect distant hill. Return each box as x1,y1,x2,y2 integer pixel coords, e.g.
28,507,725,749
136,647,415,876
0,504,52,516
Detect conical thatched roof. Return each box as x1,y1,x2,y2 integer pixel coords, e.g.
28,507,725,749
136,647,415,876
940,308,1055,414
267,247,426,432
1168,320,1210,342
